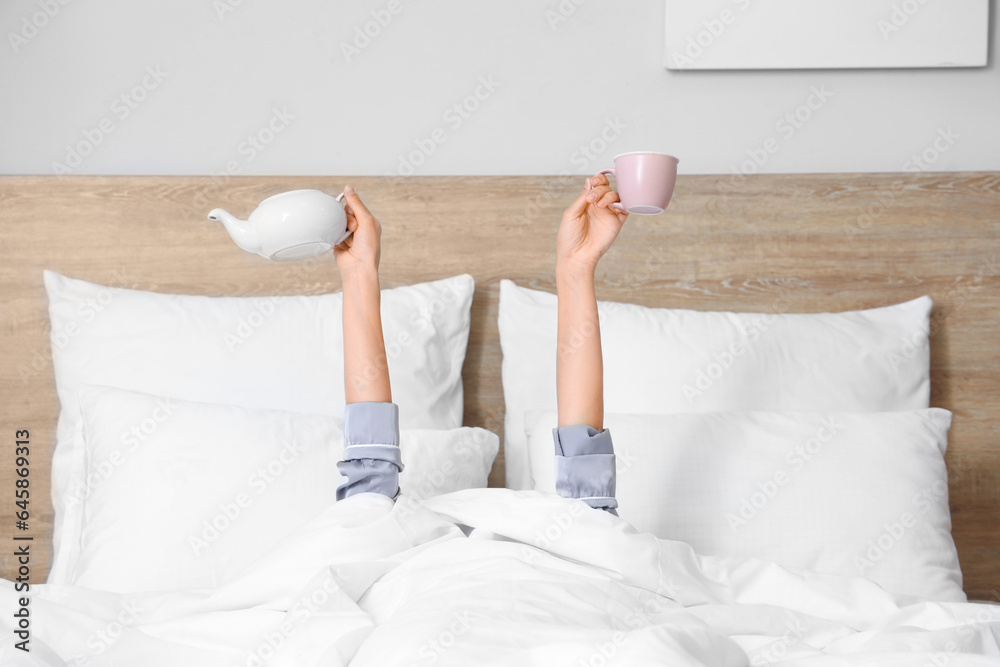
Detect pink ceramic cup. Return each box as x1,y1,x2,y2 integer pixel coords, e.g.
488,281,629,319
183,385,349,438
597,151,679,215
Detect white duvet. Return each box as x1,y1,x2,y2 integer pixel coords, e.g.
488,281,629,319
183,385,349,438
4,489,999,666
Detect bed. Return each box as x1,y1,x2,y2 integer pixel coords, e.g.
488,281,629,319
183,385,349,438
0,172,998,664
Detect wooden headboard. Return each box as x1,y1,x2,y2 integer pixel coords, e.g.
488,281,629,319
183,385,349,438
1,173,997,599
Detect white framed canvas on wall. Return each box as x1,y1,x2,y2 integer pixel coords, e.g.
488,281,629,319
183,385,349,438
664,0,990,70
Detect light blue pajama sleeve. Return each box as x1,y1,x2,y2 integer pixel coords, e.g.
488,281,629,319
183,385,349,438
336,401,403,501
552,424,619,516
336,402,617,515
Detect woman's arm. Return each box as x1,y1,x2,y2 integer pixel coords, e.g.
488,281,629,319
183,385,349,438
552,175,628,514
337,185,391,404
555,174,628,430
555,265,604,429
333,186,401,501
341,268,391,403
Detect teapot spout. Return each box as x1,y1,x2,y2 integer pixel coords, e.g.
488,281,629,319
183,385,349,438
209,209,260,254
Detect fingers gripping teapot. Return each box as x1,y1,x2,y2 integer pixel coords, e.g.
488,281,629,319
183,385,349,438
209,189,352,261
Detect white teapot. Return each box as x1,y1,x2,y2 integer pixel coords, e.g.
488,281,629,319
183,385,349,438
209,189,351,261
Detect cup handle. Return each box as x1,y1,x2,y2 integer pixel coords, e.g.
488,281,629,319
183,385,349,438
334,191,353,246
595,169,626,212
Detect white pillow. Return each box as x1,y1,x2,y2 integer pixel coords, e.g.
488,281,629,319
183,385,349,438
69,384,498,593
44,270,474,583
525,408,963,602
499,280,932,490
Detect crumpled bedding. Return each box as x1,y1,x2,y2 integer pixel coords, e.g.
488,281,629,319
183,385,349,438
3,488,999,666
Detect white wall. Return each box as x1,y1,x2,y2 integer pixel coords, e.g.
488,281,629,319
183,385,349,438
1,0,997,176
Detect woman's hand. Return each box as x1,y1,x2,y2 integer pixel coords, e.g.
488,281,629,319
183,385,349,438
333,185,381,277
556,174,629,276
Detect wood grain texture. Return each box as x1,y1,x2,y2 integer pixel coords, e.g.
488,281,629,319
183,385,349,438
0,173,997,599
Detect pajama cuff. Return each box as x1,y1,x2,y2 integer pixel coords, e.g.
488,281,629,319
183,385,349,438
553,424,618,514
344,401,400,447
337,401,403,501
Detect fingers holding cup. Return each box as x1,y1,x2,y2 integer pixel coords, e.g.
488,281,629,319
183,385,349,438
595,190,620,209
598,191,629,222
590,173,611,189
587,184,613,204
